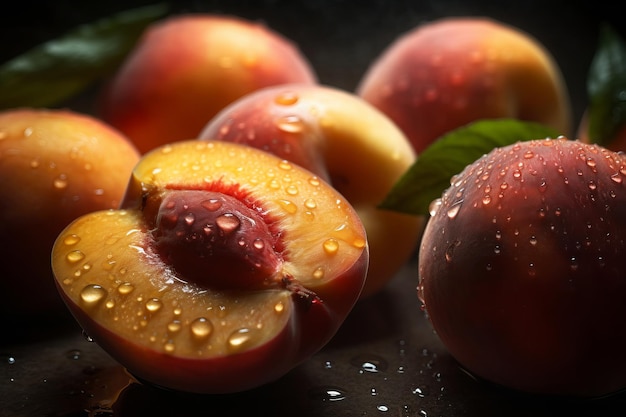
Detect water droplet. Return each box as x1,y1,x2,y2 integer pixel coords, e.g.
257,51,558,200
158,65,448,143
66,349,82,360
66,250,85,263
277,199,297,214
274,91,299,106
275,115,304,133
529,236,538,246
167,320,182,333
308,176,321,187
312,267,325,279
278,160,293,170
286,184,298,195
80,284,107,306
304,198,317,209
447,202,462,219
350,354,388,373
190,317,213,340
377,405,389,412
611,173,623,184
323,238,339,255
274,301,285,313
6,356,16,365
227,328,253,352
308,386,347,402
117,282,134,295
63,234,81,246
53,175,68,189
216,213,241,234
163,341,176,353
428,198,442,216
445,240,461,262
145,298,163,313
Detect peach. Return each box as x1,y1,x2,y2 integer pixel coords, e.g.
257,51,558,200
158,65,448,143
51,140,368,394
0,108,140,317
419,137,626,397
97,13,317,154
356,17,572,154
198,83,422,297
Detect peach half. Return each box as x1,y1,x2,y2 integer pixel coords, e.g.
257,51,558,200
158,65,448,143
51,140,368,394
199,84,422,297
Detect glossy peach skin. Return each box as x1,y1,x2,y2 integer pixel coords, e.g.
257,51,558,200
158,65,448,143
419,138,626,397
356,17,572,154
198,83,423,298
97,13,317,154
0,108,140,318
51,140,368,394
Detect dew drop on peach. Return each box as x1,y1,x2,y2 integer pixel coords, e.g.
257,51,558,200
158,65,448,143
145,298,163,313
428,198,442,216
323,238,340,255
308,176,321,187
274,91,299,106
447,203,461,219
63,234,81,246
117,282,134,295
313,267,325,279
277,199,297,214
190,317,213,340
66,250,85,264
274,301,285,313
227,328,253,352
80,284,107,306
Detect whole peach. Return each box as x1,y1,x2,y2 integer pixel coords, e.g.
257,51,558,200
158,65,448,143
98,13,317,154
0,108,140,317
356,17,572,154
199,84,422,298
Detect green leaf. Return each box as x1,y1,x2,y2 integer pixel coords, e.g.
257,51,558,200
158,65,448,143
379,119,560,216
587,24,626,145
0,3,170,109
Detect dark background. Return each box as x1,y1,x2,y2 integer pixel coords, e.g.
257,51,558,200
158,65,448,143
0,0,623,125
3,2,626,416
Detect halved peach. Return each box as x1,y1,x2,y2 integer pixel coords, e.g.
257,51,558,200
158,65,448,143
52,140,368,394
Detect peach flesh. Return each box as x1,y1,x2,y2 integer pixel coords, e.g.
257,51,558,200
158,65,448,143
52,140,368,393
199,84,422,298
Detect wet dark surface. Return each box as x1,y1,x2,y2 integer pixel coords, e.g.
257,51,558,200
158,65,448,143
2,1,626,416
5,259,626,416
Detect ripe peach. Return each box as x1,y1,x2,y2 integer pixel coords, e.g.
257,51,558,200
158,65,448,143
198,83,422,297
419,137,626,397
356,17,572,154
0,108,140,317
51,140,368,394
97,13,317,154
